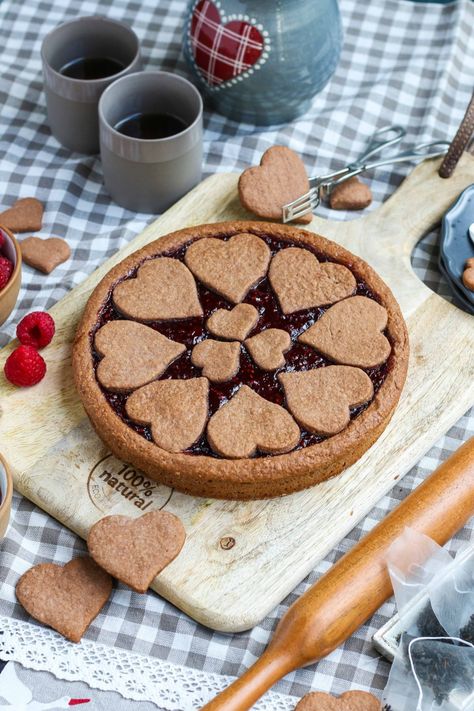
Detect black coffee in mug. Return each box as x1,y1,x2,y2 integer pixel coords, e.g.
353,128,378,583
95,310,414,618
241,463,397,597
59,56,126,80
114,112,188,140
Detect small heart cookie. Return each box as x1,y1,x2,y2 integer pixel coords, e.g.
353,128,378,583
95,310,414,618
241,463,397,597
191,339,240,382
245,328,291,371
269,247,356,314
113,258,203,321
329,177,373,211
126,377,209,452
299,296,390,368
295,690,381,711
87,511,186,593
207,385,300,458
95,320,185,392
185,234,271,304
16,557,112,643
279,366,373,435
21,236,70,274
0,197,43,232
207,303,259,341
238,146,312,224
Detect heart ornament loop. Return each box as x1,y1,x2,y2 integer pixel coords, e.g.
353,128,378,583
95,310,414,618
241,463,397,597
188,0,271,90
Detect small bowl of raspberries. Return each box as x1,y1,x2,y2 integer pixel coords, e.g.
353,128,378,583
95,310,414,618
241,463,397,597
0,225,22,326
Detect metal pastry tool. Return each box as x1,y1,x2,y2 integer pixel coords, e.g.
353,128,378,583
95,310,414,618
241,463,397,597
282,125,449,222
201,437,474,711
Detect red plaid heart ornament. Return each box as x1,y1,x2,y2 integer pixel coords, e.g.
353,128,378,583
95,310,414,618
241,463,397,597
189,0,269,89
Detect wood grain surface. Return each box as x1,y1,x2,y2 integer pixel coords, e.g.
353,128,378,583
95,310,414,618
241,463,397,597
1,154,473,632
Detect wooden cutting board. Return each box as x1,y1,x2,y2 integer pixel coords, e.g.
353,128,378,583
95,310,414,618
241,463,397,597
1,155,474,633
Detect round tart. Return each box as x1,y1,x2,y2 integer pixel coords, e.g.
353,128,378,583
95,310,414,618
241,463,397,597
73,221,409,499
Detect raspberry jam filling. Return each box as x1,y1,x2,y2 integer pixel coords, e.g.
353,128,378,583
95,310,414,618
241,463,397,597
92,233,391,456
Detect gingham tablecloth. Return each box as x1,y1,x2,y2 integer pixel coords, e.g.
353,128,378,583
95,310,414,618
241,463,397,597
0,0,473,708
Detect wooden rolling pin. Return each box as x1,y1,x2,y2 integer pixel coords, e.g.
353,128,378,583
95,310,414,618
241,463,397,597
202,437,474,711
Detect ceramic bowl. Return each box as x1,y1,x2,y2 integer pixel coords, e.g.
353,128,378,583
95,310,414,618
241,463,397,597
439,184,474,309
0,225,22,326
0,453,13,540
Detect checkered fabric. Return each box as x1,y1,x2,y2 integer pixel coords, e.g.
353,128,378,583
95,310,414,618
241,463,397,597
0,0,473,707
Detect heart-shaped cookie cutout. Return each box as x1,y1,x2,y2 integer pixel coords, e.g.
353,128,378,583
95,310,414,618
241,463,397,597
329,177,373,211
299,296,390,368
207,303,259,341
87,511,186,593
238,146,312,224
0,197,43,233
279,366,373,435
185,234,271,304
16,557,112,643
295,690,381,711
207,384,300,458
20,236,70,274
269,247,356,314
95,320,185,392
113,257,203,321
245,328,291,371
191,339,240,382
126,377,209,452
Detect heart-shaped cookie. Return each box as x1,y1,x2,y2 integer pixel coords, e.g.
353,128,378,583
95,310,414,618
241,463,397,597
185,234,271,304
238,146,312,224
295,690,381,711
126,377,209,452
207,384,300,458
245,328,291,371
299,296,390,368
87,511,186,593
20,236,70,274
191,339,241,382
113,258,203,321
207,303,259,341
269,247,356,314
329,177,373,211
16,557,112,643
95,320,185,392
0,197,43,233
279,366,373,435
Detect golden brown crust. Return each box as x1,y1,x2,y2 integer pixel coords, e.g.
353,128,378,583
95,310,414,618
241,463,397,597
73,221,409,500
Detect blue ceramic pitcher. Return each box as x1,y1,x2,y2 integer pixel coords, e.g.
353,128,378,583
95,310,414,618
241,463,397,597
183,0,342,125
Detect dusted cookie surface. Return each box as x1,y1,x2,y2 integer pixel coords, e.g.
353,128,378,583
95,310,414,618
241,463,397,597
238,146,312,224
269,247,356,313
191,339,240,382
300,296,390,368
87,511,186,593
207,303,259,341
126,377,209,452
95,320,185,392
113,257,202,321
0,197,43,232
15,557,112,643
185,233,271,303
21,236,70,274
280,366,374,435
329,177,372,211
207,385,300,458
295,690,381,711
245,328,291,371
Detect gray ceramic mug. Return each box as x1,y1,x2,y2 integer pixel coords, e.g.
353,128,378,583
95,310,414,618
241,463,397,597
99,71,203,213
42,16,141,154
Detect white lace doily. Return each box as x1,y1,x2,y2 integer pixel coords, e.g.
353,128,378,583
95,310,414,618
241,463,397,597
0,616,298,710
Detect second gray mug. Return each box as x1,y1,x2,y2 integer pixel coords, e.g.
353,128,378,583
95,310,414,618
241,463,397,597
99,71,203,213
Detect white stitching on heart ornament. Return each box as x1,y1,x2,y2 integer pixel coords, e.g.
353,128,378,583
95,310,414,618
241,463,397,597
187,0,271,91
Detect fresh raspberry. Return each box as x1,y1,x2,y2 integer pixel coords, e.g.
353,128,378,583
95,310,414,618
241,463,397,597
16,311,55,349
0,256,13,290
4,345,46,386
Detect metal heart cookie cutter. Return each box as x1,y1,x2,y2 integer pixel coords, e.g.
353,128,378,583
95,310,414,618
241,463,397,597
282,125,450,223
